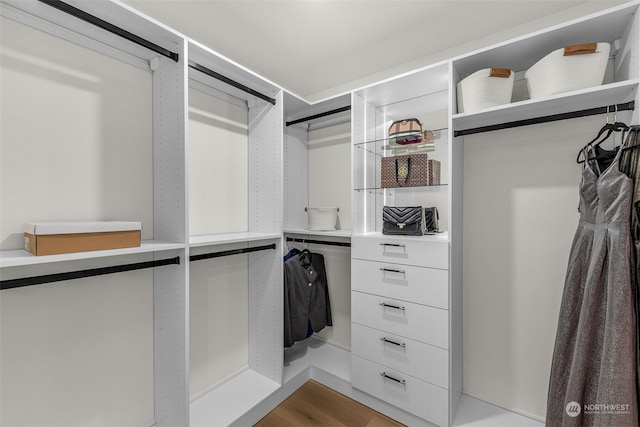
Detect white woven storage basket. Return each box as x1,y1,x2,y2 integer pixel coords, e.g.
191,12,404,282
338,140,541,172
456,68,514,113
306,207,338,231
525,42,610,99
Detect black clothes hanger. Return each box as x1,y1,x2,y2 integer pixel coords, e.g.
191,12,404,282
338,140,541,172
577,121,629,164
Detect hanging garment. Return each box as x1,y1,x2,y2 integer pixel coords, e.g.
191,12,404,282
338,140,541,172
284,250,332,348
619,126,640,416
546,143,638,426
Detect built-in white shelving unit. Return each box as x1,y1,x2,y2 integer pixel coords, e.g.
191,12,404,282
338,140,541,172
1,0,639,426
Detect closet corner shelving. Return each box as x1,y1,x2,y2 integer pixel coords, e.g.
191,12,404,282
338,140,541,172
451,1,640,135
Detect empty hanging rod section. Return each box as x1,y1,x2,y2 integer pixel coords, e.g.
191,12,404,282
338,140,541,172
190,243,276,262
189,61,276,105
38,0,179,62
286,237,351,247
1,256,181,290
454,101,635,137
286,106,352,127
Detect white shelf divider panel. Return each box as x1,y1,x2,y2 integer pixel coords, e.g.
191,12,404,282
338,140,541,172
283,124,309,231
0,241,185,268
152,33,189,427
247,90,284,386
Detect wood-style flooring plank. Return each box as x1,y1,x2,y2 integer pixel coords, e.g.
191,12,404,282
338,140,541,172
254,380,406,427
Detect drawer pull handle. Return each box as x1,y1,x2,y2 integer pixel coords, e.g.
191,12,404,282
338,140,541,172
379,302,405,311
379,267,405,274
380,337,406,348
380,372,406,385
379,243,406,248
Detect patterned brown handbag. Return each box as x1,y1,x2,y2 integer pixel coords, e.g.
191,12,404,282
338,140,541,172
381,154,429,188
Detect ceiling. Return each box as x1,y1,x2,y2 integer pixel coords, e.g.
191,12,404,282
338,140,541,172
122,0,626,104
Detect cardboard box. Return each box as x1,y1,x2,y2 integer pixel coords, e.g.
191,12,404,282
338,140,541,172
24,221,142,256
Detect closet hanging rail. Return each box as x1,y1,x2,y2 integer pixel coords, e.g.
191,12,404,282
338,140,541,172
286,106,351,127
286,237,351,247
189,243,276,262
0,256,181,290
454,101,635,137
37,0,179,62
189,61,276,105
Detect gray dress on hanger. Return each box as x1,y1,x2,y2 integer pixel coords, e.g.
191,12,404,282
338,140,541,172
546,144,638,426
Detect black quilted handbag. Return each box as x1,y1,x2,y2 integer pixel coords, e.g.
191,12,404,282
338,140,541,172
382,206,425,236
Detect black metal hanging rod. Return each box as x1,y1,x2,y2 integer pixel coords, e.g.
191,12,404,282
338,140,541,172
286,237,351,247
189,61,276,106
38,0,179,62
190,243,276,262
286,106,351,127
1,256,180,290
454,101,636,138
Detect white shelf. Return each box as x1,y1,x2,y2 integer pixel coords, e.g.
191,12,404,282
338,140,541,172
188,232,281,248
189,369,280,427
284,229,352,239
283,337,352,384
452,80,639,133
0,240,185,268
353,231,450,243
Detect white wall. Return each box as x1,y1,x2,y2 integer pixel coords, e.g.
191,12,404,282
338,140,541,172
189,251,249,400
0,16,154,426
308,121,352,231
461,115,625,420
188,86,248,235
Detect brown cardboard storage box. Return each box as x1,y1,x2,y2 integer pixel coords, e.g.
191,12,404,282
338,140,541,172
24,221,142,256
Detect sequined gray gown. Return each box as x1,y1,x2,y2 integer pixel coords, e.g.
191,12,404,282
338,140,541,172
546,146,638,426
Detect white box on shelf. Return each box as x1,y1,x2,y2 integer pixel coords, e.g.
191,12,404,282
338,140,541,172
525,42,610,99
456,67,514,113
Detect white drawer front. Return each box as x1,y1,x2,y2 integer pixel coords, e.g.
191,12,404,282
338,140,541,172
352,235,448,269
351,323,449,389
352,259,448,309
352,291,448,349
351,355,448,427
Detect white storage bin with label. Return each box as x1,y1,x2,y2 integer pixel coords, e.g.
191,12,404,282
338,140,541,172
525,42,610,99
456,67,514,113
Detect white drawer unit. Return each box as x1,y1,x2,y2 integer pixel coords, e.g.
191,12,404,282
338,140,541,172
351,355,449,427
352,323,449,389
350,233,454,425
352,235,449,270
352,291,449,349
352,259,449,309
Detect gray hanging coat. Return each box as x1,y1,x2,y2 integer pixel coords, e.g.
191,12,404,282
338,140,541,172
284,251,332,348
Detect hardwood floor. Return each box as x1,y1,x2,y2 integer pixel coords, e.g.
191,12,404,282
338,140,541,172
254,380,406,427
